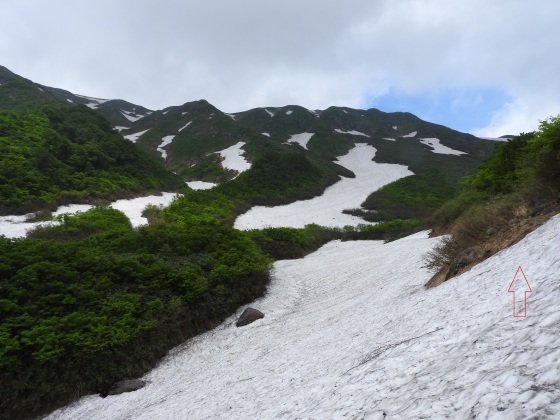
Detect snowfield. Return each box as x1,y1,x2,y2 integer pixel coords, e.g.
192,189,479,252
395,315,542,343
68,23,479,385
285,132,314,149
120,110,145,123
123,129,149,143
217,141,251,175
178,121,192,131
234,143,412,229
334,128,370,137
186,181,217,190
0,193,178,238
47,215,560,420
157,135,175,160
419,137,467,155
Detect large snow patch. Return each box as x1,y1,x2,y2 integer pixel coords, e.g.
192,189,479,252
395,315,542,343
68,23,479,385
217,142,251,175
47,215,560,419
0,193,178,238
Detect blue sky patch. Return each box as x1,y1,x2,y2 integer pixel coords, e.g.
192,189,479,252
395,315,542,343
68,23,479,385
366,87,512,134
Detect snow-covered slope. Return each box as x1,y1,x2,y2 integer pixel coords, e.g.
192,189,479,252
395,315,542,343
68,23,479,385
47,215,560,419
234,143,412,229
285,132,314,149
0,193,178,238
217,141,251,175
419,137,467,155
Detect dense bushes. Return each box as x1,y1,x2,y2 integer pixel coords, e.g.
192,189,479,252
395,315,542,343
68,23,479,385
426,116,560,275
362,134,495,221
248,224,341,259
0,106,183,215
0,197,271,419
359,170,458,221
341,219,424,242
217,149,341,208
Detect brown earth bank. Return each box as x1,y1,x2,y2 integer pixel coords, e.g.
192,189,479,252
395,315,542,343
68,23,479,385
425,205,560,288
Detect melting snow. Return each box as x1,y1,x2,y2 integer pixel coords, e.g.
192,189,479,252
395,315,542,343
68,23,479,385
383,137,396,141
225,113,236,121
120,111,145,122
261,132,271,137
124,129,149,143
157,135,175,160
186,181,217,190
234,143,412,229
419,138,467,155
309,109,321,118
47,214,560,419
114,126,129,132
286,110,293,115
110,193,177,226
178,121,192,132
75,94,109,105
216,142,251,175
478,137,509,142
285,132,314,150
402,131,417,138
66,99,73,104
0,214,50,238
343,109,349,114
334,129,370,137
265,109,275,117
392,126,398,130
0,194,178,238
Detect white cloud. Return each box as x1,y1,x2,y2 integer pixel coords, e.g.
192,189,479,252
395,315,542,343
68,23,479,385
1,0,559,134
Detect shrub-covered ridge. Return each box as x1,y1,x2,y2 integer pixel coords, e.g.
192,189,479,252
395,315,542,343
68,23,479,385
0,105,183,215
425,116,560,286
0,192,271,419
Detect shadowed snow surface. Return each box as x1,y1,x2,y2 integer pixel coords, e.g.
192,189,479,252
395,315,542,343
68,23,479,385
234,143,412,229
47,216,560,419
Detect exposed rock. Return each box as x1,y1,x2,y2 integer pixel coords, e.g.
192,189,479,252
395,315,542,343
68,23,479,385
236,307,264,327
106,379,146,396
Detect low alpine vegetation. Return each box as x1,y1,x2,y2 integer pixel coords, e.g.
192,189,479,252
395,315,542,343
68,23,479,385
424,117,560,284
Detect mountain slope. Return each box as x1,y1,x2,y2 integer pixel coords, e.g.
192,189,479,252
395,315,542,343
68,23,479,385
0,105,183,214
45,215,560,420
0,66,62,111
0,65,497,221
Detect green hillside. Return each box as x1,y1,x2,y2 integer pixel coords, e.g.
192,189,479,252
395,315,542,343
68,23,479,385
0,105,183,214
0,64,507,419
0,66,62,112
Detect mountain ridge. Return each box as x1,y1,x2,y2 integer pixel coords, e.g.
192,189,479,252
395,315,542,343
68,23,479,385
0,64,498,221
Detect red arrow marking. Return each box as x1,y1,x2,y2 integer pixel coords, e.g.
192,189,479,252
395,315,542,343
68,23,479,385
508,266,532,318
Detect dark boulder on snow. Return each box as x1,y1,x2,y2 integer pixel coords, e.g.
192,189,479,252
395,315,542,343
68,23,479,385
236,307,264,327
105,379,146,396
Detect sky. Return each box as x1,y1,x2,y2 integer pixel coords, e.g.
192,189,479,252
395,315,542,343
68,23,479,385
1,0,558,136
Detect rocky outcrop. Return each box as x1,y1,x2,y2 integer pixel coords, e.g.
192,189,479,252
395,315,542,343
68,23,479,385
236,307,264,327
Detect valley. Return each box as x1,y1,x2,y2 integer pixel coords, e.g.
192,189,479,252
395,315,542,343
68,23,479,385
1,64,559,419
